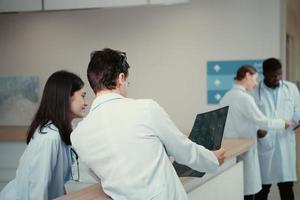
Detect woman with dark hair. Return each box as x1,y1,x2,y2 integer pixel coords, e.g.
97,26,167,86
0,70,87,200
220,65,290,200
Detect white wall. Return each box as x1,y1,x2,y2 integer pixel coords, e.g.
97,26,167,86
0,0,283,132
0,142,26,189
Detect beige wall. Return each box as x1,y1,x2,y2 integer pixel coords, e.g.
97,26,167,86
287,0,300,82
0,0,283,131
287,0,300,198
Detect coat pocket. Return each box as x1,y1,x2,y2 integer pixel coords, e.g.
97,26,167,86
257,134,274,153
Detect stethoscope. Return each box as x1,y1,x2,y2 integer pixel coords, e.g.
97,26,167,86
257,80,290,102
257,80,300,130
68,96,122,181
70,147,80,182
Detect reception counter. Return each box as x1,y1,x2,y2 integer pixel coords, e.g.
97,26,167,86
0,127,254,199
56,139,254,200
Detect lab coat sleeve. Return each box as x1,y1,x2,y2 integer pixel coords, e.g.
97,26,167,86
291,84,300,123
147,100,219,173
29,134,61,200
241,95,285,130
88,168,101,183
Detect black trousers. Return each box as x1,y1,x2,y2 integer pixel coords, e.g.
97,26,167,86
255,182,294,200
244,194,255,200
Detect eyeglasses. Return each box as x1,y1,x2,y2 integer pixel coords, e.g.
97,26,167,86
70,147,80,182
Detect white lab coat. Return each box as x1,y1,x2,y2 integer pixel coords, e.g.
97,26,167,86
252,80,300,184
220,84,285,195
0,124,72,200
71,93,219,200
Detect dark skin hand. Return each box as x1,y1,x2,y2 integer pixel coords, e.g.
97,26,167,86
257,129,268,138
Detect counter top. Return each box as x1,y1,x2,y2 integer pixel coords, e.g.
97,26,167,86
56,183,112,200
55,138,255,200
0,126,27,141
221,138,255,159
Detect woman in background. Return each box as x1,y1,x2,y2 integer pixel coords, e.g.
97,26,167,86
220,65,290,200
0,70,87,200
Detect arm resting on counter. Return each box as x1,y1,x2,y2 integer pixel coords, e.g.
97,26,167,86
56,139,255,200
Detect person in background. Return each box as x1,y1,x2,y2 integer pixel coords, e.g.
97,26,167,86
220,65,292,200
0,70,87,200
252,58,300,200
71,48,226,200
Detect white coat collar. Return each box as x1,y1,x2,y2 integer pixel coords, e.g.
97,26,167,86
90,93,124,112
261,80,282,91
38,121,58,133
233,84,246,92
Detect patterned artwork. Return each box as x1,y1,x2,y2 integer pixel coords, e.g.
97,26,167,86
207,59,263,104
0,76,39,126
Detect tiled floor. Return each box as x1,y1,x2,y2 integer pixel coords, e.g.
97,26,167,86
268,185,280,200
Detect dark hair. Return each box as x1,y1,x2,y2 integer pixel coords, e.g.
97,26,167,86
263,58,282,73
26,70,84,145
234,65,257,81
87,48,130,93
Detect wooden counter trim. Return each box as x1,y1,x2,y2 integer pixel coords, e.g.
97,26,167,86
56,138,255,200
222,138,255,160
0,126,27,141
56,183,111,200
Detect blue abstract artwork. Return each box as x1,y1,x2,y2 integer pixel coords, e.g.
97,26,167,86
0,76,39,125
207,60,263,104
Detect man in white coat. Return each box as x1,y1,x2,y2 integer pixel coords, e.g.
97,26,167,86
253,58,300,200
71,48,226,200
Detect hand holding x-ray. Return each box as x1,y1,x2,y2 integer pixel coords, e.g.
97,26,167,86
213,147,226,166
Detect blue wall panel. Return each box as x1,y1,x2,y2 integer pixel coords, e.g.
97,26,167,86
207,59,263,104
